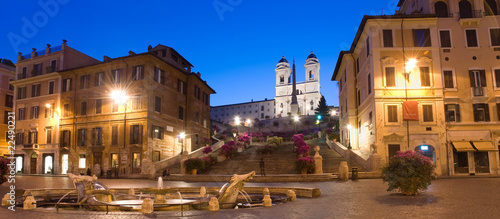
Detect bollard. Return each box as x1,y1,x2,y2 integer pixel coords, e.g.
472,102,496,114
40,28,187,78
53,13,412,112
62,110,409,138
352,167,358,181
339,161,349,181
23,196,37,210
262,195,272,207
200,187,206,196
141,198,154,214
208,197,219,211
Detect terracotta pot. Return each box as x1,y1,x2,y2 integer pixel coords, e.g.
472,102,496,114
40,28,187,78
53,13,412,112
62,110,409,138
191,169,198,175
301,169,307,175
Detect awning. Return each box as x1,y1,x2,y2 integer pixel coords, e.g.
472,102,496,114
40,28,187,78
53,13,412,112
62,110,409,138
452,141,475,152
472,141,498,151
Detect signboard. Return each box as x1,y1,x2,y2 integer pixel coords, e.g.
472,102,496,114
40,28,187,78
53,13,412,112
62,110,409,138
403,101,419,121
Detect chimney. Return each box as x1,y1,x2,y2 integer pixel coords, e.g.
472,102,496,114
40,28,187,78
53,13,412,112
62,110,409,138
46,44,51,54
148,45,152,51
103,56,111,62
128,50,136,56
251,99,253,102
62,39,67,49
196,72,201,78
17,52,24,61
31,48,37,58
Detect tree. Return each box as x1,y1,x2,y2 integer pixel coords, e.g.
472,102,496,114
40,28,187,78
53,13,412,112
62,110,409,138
314,95,330,119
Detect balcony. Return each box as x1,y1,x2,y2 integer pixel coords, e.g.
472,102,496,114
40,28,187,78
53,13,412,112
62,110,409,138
472,87,484,97
459,10,482,27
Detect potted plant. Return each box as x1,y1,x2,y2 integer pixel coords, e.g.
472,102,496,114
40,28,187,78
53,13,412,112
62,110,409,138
202,146,212,154
382,150,435,196
296,156,315,174
184,158,205,175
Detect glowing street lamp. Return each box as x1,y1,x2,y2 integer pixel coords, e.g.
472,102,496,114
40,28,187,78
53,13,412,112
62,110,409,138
404,58,417,150
179,132,186,154
347,124,352,149
234,116,240,137
294,115,299,133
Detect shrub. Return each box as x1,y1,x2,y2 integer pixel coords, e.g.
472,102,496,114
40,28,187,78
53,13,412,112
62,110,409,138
202,137,212,146
324,127,334,135
184,158,205,172
382,150,435,195
202,146,212,154
0,157,9,185
257,144,276,154
296,156,315,173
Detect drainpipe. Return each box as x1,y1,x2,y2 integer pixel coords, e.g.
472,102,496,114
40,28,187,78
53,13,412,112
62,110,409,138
71,71,77,173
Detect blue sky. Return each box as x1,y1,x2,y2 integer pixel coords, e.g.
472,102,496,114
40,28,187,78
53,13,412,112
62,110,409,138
1,0,399,107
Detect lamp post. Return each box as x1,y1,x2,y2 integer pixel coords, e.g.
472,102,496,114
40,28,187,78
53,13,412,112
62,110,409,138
234,116,240,138
246,118,251,132
404,58,417,150
293,115,299,133
347,124,352,149
111,90,128,176
179,132,186,154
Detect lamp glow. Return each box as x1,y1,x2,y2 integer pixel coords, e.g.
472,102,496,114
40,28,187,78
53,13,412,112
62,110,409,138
347,124,352,130
405,58,417,72
294,116,299,122
179,132,186,139
111,90,128,104
234,116,240,125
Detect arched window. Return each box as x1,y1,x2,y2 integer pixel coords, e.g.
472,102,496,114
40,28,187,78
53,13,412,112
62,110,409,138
434,1,449,17
279,75,284,84
485,0,498,16
287,76,291,83
309,70,314,79
459,0,473,18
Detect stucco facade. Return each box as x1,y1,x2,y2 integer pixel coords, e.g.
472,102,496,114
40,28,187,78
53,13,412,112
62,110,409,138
0,61,15,157
333,0,500,176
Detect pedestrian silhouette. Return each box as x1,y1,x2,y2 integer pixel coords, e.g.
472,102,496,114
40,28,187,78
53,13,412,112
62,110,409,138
163,168,170,177
260,158,265,176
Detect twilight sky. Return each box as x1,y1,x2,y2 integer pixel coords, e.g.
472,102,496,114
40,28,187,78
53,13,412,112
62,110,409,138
1,0,399,107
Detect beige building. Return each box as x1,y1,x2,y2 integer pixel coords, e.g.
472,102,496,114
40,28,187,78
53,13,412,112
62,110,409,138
332,0,500,176
0,59,15,157
11,40,100,174
58,44,214,176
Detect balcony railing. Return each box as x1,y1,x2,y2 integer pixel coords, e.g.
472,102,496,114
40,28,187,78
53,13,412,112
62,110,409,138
472,87,485,97
459,10,483,19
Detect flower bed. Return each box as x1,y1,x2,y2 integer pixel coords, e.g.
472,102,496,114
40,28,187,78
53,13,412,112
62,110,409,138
296,156,315,174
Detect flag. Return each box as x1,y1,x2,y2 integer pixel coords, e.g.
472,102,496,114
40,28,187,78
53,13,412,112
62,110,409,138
403,101,419,121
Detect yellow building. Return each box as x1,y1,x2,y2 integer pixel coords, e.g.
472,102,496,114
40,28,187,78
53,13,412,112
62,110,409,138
0,60,15,157
332,0,500,176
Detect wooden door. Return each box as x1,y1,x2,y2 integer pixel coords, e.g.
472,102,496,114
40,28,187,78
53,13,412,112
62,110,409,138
30,157,37,174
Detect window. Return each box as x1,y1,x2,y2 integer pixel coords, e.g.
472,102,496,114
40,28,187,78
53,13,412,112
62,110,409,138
132,65,144,80
497,103,500,121
367,73,372,94
179,106,184,120
28,131,37,144
132,95,141,110
177,79,186,94
470,70,486,96
356,58,360,74
366,37,370,56
485,0,498,16
465,29,478,47
31,106,39,119
413,29,431,47
387,105,398,123
195,111,199,123
130,125,141,144
490,28,500,46
16,133,24,145
21,67,27,79
17,87,26,99
195,134,199,145
439,30,452,47
309,70,314,80
32,63,42,76
194,86,201,99
81,101,87,115
9,79,13,90
473,103,490,122
280,76,284,84
435,1,449,17
385,67,396,87
133,153,141,168
94,72,104,86
288,76,291,83
444,70,455,88
50,60,56,72
494,69,500,88
357,90,361,106
48,81,54,94
203,92,209,105
95,99,102,114
111,69,121,84
79,154,86,168
203,116,207,128
77,129,86,146
3,111,8,124
422,105,433,122
154,67,164,83
459,0,473,18
92,127,103,146
445,104,461,122
383,29,393,47
18,108,25,120
155,96,161,113
369,111,373,126
111,126,118,145
63,104,69,117
110,154,118,168
46,129,52,144
420,67,431,87
62,78,72,92
31,84,41,97
61,130,71,147
80,75,90,89
152,125,164,139
5,94,13,108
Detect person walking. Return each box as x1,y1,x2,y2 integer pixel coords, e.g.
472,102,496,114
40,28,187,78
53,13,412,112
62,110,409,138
260,158,265,176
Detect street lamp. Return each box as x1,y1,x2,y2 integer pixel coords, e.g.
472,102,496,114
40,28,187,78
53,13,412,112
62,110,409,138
178,132,186,154
405,58,417,150
111,90,128,176
294,115,299,133
234,116,240,138
246,118,251,132
347,124,352,149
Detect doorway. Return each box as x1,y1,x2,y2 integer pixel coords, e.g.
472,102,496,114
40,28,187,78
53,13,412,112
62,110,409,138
93,152,103,176
42,154,54,174
132,152,141,173
415,145,436,163
61,154,69,174
388,144,400,160
30,152,38,174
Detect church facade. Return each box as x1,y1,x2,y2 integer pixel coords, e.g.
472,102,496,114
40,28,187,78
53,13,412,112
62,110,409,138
275,52,322,117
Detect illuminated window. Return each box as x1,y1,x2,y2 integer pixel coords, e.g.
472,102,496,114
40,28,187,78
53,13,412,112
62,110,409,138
79,154,86,168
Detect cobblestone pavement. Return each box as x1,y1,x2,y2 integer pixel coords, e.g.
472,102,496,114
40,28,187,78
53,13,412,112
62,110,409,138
1,176,500,218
